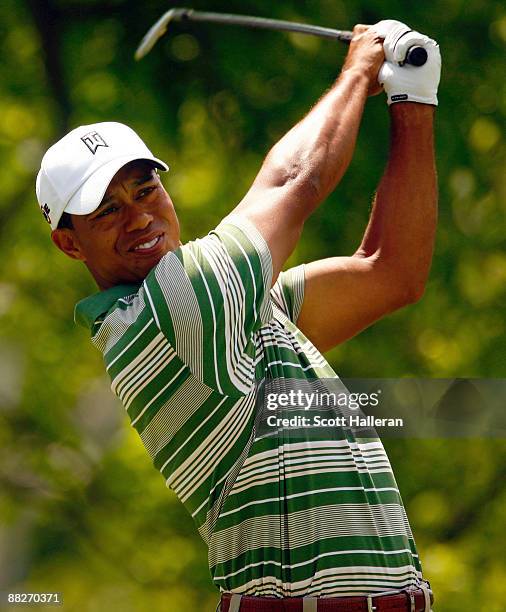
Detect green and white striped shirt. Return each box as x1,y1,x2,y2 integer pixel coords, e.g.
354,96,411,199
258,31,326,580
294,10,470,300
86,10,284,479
75,217,424,597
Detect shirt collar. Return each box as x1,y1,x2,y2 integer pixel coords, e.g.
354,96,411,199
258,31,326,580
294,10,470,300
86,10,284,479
74,283,141,332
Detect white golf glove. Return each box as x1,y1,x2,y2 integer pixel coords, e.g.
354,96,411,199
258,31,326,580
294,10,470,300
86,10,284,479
372,20,441,106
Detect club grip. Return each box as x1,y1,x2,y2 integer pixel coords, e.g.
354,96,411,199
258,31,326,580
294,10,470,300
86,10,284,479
405,45,428,66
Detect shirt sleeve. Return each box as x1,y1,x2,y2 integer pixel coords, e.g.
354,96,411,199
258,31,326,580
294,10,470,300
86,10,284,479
142,215,273,396
269,264,306,324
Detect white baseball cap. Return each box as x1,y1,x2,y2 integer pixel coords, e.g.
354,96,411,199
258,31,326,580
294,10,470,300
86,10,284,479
36,121,169,230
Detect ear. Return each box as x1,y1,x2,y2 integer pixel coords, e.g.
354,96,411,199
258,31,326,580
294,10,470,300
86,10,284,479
51,228,86,261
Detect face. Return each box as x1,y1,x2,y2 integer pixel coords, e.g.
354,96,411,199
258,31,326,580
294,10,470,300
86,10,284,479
52,160,180,290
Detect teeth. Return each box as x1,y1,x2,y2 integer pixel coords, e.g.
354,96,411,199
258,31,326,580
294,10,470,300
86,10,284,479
134,236,160,251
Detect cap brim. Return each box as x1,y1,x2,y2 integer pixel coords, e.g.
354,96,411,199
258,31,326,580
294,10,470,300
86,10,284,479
65,155,169,217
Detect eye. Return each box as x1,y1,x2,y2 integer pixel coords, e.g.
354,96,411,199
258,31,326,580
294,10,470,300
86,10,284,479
97,206,118,218
137,186,156,199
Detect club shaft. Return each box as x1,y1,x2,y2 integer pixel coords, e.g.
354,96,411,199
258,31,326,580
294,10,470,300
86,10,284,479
178,9,353,42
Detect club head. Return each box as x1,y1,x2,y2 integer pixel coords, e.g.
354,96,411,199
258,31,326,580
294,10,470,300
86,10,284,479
135,7,192,60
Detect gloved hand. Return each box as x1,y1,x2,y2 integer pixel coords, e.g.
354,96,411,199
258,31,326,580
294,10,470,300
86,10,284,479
372,20,441,106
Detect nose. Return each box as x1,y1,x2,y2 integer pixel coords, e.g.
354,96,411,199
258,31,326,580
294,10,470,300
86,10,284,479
124,204,154,233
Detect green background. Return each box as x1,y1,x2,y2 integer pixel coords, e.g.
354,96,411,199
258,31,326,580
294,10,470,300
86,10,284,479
0,1,505,610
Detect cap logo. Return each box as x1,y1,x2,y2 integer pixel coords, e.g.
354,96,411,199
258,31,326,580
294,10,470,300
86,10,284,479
41,203,52,225
81,131,108,155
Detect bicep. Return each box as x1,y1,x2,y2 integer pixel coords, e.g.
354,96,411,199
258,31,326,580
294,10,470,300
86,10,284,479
296,255,410,352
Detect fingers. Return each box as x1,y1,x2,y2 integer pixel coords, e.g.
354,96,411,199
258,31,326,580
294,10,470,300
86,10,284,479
352,24,383,41
351,24,385,52
344,25,385,96
371,20,434,65
371,19,406,40
391,32,431,64
352,24,370,36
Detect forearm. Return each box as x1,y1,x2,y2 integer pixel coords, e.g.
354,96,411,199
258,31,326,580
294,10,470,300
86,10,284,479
357,103,437,299
237,69,370,280
245,27,384,226
260,67,369,208
233,26,384,282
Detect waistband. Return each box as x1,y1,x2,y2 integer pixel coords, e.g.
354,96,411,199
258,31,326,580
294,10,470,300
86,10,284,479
218,585,433,612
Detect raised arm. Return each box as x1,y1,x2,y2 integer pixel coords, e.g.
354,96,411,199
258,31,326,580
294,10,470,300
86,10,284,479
233,26,384,281
296,103,437,352
293,22,441,352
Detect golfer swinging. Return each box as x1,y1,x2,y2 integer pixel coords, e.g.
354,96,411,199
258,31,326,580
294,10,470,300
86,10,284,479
37,19,440,612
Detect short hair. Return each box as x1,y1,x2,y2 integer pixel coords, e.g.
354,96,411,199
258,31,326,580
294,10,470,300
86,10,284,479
57,212,74,230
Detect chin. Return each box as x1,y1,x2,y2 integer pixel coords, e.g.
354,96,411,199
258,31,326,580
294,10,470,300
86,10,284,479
138,250,169,279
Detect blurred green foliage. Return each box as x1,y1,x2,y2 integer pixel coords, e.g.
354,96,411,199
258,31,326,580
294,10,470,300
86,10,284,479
0,1,505,610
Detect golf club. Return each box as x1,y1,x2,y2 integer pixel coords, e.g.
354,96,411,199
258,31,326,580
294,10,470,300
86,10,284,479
135,7,428,67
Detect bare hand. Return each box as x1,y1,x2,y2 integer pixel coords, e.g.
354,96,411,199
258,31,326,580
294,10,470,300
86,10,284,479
342,25,384,96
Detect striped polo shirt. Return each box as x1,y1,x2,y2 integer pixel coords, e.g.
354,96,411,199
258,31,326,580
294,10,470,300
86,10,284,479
75,216,424,597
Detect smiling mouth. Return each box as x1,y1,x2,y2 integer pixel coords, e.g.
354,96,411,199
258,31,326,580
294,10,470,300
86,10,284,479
130,234,164,254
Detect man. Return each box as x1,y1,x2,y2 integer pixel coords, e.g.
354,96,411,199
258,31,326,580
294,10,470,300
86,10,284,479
37,19,439,612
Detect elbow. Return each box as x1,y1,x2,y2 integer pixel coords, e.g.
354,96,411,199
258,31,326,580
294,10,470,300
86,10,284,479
392,274,428,309
363,248,432,310
287,166,323,204
403,280,427,305
263,146,324,203
367,254,429,311
281,165,323,206
400,260,432,305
